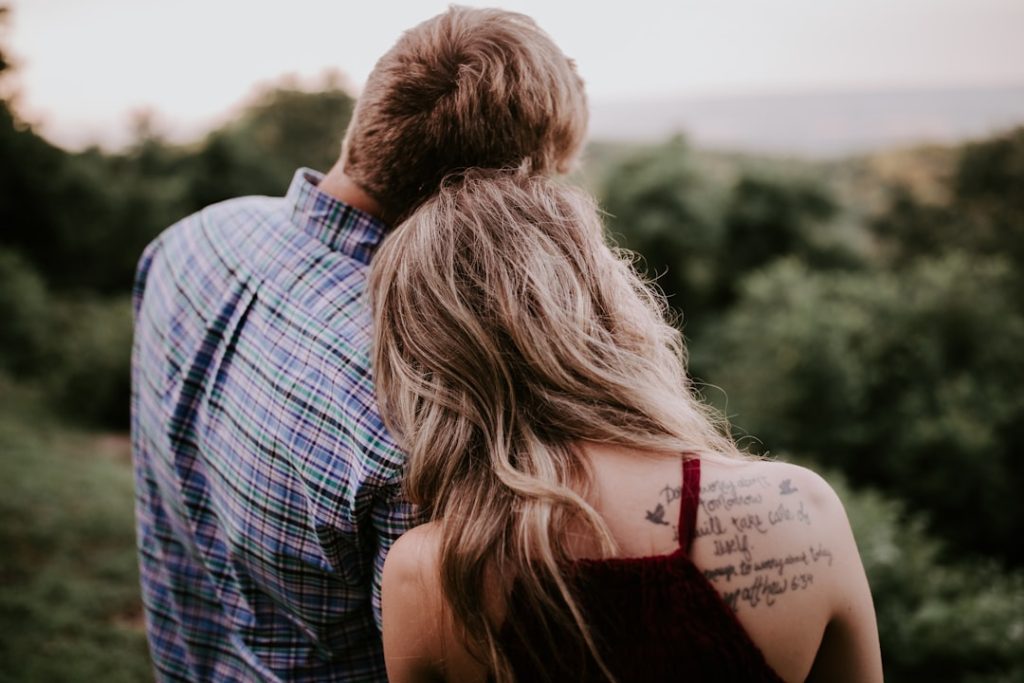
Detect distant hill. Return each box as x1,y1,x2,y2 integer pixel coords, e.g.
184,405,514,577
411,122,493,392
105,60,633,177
588,85,1024,158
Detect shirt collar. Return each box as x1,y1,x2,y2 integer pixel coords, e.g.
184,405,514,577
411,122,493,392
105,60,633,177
285,168,388,265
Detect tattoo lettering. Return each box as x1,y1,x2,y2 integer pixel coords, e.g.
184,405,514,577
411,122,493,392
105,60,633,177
691,476,833,613
694,514,726,539
731,512,769,535
699,476,770,516
660,484,682,506
713,534,753,562
810,543,833,566
704,541,830,612
796,501,811,525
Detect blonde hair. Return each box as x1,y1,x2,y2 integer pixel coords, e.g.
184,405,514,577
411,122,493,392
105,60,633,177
342,6,587,223
371,171,740,682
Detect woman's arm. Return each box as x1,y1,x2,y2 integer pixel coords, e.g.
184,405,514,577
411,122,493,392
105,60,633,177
382,525,446,683
692,460,883,682
806,478,883,682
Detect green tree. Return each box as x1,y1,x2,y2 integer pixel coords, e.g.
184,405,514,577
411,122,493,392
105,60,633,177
0,249,50,375
872,126,1024,273
953,127,1024,270
182,81,355,212
600,137,725,328
599,139,850,331
718,173,841,300
226,77,354,178
45,296,133,428
835,474,1024,682
702,255,1024,564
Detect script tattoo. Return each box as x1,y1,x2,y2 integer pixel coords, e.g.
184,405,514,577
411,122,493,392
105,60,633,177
642,473,834,613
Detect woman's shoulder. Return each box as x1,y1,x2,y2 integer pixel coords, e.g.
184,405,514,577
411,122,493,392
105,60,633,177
699,456,837,494
692,457,852,599
690,457,876,681
385,521,444,580
696,457,847,540
382,522,494,683
381,522,448,681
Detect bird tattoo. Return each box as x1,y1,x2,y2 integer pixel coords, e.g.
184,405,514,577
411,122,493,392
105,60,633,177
645,503,670,526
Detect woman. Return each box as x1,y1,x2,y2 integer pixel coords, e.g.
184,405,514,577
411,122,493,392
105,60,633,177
370,170,882,682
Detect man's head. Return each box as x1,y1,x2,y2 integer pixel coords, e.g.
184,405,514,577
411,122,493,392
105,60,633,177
341,6,588,223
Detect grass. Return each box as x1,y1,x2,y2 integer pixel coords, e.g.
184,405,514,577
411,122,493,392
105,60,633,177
2,378,1021,682
0,404,152,683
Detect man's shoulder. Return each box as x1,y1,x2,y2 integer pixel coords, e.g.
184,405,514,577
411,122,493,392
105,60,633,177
201,193,287,219
166,194,287,245
140,194,290,285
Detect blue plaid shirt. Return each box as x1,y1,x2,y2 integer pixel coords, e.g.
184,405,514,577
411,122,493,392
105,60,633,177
131,169,417,682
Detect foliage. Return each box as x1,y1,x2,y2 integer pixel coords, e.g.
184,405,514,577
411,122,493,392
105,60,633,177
600,136,725,327
224,79,354,180
873,126,1024,271
835,474,1024,683
182,80,354,212
0,248,50,374
0,409,151,683
45,296,134,428
0,79,354,295
0,248,133,428
600,137,848,331
701,255,1024,563
715,172,865,303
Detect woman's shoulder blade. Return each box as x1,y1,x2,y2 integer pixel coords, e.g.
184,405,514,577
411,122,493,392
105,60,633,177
690,458,854,681
692,458,849,597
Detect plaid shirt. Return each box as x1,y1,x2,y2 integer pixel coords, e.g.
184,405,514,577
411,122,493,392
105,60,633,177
131,169,416,682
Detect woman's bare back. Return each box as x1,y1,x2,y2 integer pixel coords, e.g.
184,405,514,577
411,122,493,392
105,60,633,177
383,447,882,683
584,445,882,682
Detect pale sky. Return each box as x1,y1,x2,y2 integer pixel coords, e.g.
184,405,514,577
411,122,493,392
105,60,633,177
6,0,1024,149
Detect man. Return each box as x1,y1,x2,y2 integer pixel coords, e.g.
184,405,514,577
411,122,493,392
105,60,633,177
130,7,587,681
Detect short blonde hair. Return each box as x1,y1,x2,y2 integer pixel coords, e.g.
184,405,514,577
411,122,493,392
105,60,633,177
342,6,588,223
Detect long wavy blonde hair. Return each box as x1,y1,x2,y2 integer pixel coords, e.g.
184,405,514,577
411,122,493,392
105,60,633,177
370,170,740,682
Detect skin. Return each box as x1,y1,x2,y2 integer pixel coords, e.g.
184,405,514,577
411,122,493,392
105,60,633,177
382,444,883,683
318,159,386,222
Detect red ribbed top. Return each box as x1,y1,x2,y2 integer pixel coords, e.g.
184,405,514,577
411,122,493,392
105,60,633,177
498,458,785,682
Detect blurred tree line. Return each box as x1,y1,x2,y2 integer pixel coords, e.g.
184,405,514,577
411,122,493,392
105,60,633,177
596,133,1024,680
0,22,354,424
599,131,1024,566
1,8,1022,678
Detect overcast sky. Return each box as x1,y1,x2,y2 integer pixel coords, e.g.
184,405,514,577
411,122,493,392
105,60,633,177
7,0,1024,149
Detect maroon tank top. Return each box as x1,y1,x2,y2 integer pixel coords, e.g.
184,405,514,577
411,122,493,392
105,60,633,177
498,457,785,682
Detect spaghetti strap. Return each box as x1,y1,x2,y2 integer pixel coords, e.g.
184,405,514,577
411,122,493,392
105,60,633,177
677,456,702,553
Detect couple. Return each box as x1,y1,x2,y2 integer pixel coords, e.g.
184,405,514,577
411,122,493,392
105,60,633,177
131,7,882,682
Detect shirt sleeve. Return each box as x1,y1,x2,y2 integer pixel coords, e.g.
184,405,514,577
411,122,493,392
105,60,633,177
132,235,164,319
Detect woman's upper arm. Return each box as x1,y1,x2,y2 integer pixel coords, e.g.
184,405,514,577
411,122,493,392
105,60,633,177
805,470,883,683
382,525,445,683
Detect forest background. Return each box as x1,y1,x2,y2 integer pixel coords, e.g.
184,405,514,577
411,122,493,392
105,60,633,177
1,6,1023,682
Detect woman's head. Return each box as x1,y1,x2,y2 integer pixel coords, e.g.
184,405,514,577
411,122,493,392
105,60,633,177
372,171,732,481
370,170,736,681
